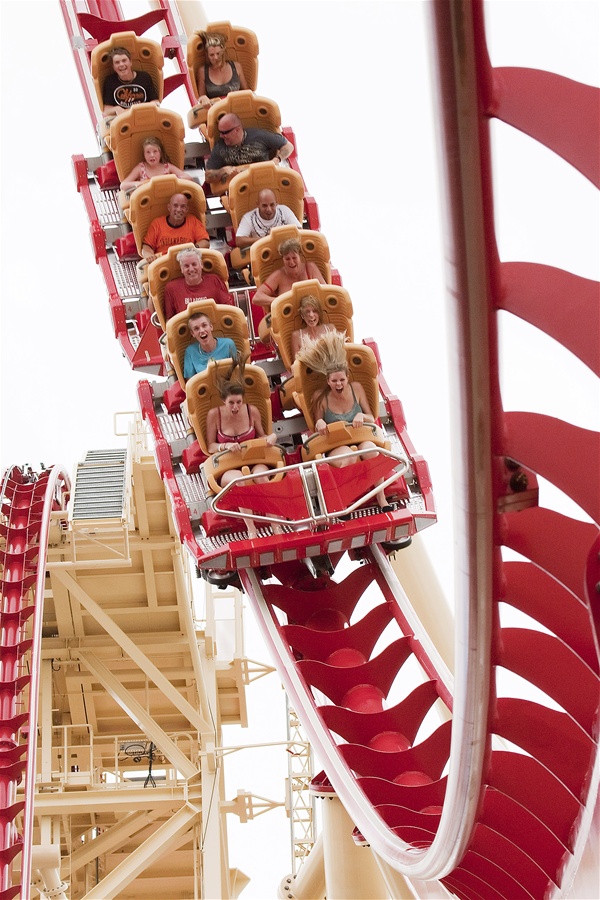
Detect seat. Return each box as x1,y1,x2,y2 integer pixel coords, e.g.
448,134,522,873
91,32,164,146
148,244,229,333
108,106,187,214
110,106,185,183
292,343,389,461
186,360,284,495
206,90,282,149
204,91,284,195
228,161,305,269
270,281,354,371
228,161,304,231
166,299,250,389
187,22,259,130
250,225,331,289
127,174,207,257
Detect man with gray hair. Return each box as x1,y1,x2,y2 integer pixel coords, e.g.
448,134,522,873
235,188,301,250
164,247,232,321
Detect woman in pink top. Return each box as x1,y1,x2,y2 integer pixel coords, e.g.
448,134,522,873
120,137,194,192
205,355,277,487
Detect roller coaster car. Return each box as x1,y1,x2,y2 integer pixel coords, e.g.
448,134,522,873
227,161,305,270
108,106,186,214
166,300,250,389
204,91,285,195
118,174,207,268
187,22,259,131
148,244,230,334
91,32,164,148
270,280,353,409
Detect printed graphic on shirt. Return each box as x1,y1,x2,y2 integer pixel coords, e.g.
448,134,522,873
113,83,149,107
221,141,273,166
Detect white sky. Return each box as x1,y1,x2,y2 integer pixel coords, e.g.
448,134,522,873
1,1,598,896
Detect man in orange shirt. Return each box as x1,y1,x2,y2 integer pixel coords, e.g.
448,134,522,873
141,194,209,264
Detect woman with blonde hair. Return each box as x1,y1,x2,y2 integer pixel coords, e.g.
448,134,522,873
120,136,194,191
296,331,393,511
290,295,333,361
195,32,249,109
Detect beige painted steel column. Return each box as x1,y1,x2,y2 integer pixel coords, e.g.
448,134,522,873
174,0,207,35
391,536,455,672
321,797,389,900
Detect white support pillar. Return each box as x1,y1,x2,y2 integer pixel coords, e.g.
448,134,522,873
30,846,68,900
321,797,390,900
173,0,207,35
390,536,455,673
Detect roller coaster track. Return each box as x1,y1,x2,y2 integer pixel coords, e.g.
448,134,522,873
0,466,70,900
1,1,598,898
245,1,600,896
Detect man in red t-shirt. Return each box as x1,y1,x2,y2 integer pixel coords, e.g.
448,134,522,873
163,247,233,320
142,194,209,264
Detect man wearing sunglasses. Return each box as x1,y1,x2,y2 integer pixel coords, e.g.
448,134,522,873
205,113,294,187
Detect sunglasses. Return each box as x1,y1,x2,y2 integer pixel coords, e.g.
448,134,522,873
218,125,239,136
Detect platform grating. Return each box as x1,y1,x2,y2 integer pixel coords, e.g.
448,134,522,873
110,257,142,299
158,412,189,442
91,185,122,228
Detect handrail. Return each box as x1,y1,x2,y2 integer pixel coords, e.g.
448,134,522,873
212,448,409,528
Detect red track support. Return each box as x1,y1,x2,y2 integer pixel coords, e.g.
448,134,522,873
0,466,70,900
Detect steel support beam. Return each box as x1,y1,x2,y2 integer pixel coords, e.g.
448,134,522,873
54,568,212,733
76,651,198,779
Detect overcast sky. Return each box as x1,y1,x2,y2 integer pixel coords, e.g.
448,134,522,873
1,1,598,895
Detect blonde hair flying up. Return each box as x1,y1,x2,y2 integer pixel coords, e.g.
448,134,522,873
295,329,347,377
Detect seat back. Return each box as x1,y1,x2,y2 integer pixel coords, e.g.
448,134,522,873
187,22,259,102
292,343,380,432
166,300,250,388
149,245,229,333
109,106,185,182
270,282,354,371
91,32,164,112
206,91,281,149
186,359,272,454
250,225,331,288
228,161,304,231
128,175,207,255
